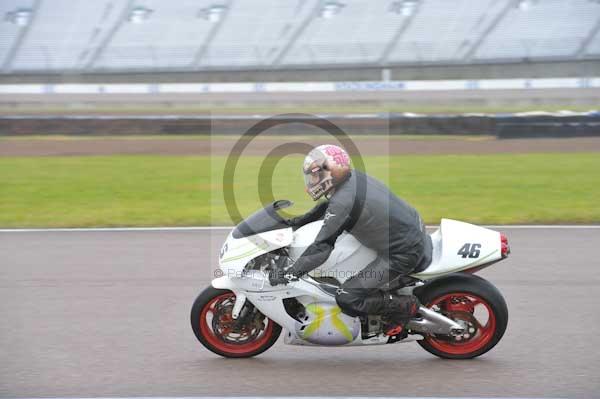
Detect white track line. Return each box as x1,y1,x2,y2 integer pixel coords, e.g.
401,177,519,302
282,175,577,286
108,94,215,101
7,397,564,399
479,225,600,229
0,225,598,233
0,226,232,232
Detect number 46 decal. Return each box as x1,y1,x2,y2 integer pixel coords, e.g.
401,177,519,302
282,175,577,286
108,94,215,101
457,243,481,258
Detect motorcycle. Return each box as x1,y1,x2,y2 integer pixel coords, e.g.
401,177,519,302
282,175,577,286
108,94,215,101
191,200,510,359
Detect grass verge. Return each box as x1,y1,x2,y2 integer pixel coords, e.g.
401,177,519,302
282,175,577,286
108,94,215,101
1,153,599,227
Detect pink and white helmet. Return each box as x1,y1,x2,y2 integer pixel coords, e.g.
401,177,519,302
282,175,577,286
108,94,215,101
303,144,352,201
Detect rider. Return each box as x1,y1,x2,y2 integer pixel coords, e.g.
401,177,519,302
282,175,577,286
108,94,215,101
269,144,432,335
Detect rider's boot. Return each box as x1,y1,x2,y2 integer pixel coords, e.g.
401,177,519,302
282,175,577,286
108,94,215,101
382,293,420,336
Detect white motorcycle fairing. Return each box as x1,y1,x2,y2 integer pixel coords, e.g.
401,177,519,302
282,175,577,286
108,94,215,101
213,216,504,347
289,218,503,282
218,228,293,276
214,225,386,345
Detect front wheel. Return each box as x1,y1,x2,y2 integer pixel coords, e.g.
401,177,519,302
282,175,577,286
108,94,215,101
416,274,508,359
190,287,282,358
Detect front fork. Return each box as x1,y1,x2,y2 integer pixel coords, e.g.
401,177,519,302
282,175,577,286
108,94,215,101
231,293,247,319
230,293,261,331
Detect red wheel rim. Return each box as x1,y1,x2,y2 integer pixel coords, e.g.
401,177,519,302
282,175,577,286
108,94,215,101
424,292,497,355
199,292,274,355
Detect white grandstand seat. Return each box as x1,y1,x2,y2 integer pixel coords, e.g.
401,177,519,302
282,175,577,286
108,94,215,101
11,0,127,71
0,0,598,72
0,0,35,69
200,0,319,68
388,0,508,62
95,0,217,70
283,0,401,65
475,0,599,60
585,30,600,56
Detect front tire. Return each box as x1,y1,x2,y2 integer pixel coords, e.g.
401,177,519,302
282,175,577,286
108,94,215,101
191,287,282,358
415,274,508,359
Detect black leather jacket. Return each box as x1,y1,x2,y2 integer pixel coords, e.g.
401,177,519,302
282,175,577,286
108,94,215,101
287,170,432,277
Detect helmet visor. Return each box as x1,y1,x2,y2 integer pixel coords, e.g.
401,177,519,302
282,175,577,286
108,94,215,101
304,166,333,200
304,166,324,188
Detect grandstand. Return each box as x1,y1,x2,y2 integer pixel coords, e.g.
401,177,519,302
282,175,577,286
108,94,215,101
0,0,599,74
0,0,599,115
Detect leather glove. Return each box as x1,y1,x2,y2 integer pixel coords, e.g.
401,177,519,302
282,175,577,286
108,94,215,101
285,218,299,229
268,267,299,286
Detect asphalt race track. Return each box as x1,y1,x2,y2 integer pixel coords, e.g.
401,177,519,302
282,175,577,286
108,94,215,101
1,227,599,398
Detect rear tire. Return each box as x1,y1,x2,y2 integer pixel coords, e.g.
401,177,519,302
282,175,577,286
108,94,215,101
415,274,508,359
191,286,282,358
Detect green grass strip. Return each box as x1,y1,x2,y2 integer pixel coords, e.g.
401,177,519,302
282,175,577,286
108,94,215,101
1,153,599,227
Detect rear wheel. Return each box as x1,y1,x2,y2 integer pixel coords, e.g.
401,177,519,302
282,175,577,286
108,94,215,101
416,276,508,359
191,287,282,358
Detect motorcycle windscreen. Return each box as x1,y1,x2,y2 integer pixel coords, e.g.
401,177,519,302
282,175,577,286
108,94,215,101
231,200,292,239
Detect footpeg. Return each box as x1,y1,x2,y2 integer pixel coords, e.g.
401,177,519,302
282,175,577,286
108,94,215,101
385,325,404,336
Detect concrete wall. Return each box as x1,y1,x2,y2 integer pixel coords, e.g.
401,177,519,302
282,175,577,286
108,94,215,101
2,114,599,137
2,88,599,110
1,59,600,84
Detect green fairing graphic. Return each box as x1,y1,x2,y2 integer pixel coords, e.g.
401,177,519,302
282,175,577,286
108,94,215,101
302,303,354,343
